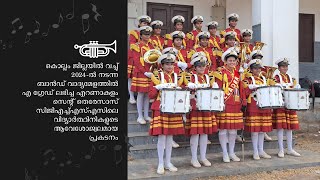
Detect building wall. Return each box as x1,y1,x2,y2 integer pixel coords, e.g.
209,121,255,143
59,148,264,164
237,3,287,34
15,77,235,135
225,0,252,31
127,0,226,31
299,0,320,81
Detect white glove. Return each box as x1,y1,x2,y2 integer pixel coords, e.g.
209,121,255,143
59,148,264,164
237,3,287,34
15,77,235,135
187,82,197,89
243,63,248,69
248,84,258,90
294,84,301,89
177,61,188,71
238,66,244,73
175,87,182,89
212,82,219,88
155,84,165,90
144,72,153,78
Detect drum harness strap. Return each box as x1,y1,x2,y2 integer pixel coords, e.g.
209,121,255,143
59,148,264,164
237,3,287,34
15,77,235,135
160,72,184,112
250,75,267,104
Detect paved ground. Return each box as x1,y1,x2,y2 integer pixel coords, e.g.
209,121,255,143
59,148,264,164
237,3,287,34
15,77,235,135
128,149,320,180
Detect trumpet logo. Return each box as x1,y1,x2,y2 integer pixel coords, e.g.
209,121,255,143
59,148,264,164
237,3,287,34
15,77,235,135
74,40,117,58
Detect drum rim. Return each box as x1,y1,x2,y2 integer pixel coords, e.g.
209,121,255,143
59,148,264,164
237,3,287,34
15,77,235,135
257,106,284,109
162,88,190,91
195,87,223,91
256,85,281,89
284,108,309,111
283,88,309,91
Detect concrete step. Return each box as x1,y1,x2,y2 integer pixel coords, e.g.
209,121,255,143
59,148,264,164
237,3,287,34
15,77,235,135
129,136,283,159
128,149,320,180
128,121,150,132
128,110,152,121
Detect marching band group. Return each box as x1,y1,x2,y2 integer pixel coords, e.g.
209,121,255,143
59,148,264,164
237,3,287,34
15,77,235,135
128,13,303,175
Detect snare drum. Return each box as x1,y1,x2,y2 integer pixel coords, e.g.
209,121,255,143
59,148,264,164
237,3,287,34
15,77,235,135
195,88,225,112
256,86,284,109
283,88,310,110
160,88,191,114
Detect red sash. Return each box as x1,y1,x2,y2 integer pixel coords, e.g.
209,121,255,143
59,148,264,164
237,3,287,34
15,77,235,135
224,71,240,101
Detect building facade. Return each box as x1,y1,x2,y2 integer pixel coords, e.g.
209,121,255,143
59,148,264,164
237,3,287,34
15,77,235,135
128,0,320,81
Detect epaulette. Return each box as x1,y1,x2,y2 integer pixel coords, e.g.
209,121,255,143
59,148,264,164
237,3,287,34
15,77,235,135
187,50,195,59
165,34,172,40
213,70,222,81
130,43,140,52
186,32,193,40
128,30,139,40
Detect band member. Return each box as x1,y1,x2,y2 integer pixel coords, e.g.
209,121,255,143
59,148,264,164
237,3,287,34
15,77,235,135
128,15,151,104
149,54,185,174
161,46,188,149
165,15,187,48
272,58,301,158
240,29,254,64
185,56,218,168
243,59,272,160
130,26,155,124
248,50,274,141
186,15,203,49
171,31,191,71
220,13,241,44
192,32,217,73
222,31,238,52
207,21,223,67
150,20,165,51
213,48,246,162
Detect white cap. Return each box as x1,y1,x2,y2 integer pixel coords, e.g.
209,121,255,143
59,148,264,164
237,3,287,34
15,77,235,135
227,13,239,21
157,53,176,65
171,15,185,23
221,47,238,61
275,58,290,66
197,31,210,39
190,56,207,66
162,47,178,55
137,15,151,23
250,50,263,60
191,51,206,60
170,31,185,39
248,59,263,68
191,15,204,23
241,29,253,38
224,31,237,37
150,20,163,27
206,21,218,28
138,26,153,32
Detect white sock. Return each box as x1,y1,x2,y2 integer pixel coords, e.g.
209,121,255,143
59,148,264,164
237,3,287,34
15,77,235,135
143,93,150,118
228,130,237,155
286,130,293,152
199,134,208,161
277,129,284,152
258,132,265,154
251,132,259,155
128,79,135,100
218,129,228,156
157,135,166,166
190,134,199,161
136,92,144,119
165,135,173,166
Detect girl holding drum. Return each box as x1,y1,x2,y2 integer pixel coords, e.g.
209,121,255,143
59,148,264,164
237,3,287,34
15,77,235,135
242,59,272,160
148,54,185,174
213,48,246,162
273,58,301,158
185,55,218,168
